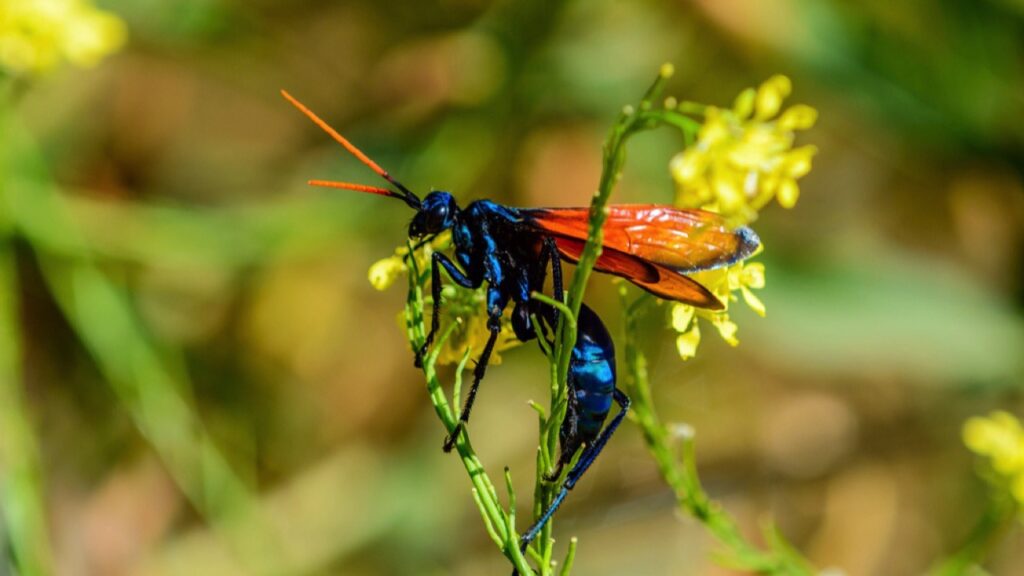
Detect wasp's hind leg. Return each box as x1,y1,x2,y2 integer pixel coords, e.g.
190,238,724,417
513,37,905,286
519,388,630,552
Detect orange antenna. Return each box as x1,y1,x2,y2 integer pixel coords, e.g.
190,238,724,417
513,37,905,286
308,179,396,198
281,89,420,209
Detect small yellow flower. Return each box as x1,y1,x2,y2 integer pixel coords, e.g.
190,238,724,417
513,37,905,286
738,262,766,316
367,231,452,291
670,75,817,226
963,411,1024,510
430,285,520,366
675,322,700,360
368,256,406,291
669,246,766,359
0,0,126,75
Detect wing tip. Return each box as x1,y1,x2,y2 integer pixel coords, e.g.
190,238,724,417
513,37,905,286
667,225,762,275
735,226,761,261
705,294,726,310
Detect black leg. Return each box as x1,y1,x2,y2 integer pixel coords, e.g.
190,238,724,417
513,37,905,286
518,388,631,551
443,320,501,452
545,237,563,303
415,255,444,367
416,252,477,367
534,237,563,346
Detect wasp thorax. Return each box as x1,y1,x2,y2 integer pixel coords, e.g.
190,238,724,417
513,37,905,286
410,191,458,237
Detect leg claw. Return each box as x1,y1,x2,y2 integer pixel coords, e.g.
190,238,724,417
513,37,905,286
442,423,463,452
414,342,430,368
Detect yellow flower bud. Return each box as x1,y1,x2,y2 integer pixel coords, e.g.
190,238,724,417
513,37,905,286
732,88,756,120
368,257,406,291
777,179,800,209
778,104,818,131
669,150,705,184
698,108,730,145
741,286,766,317
713,175,743,213
754,75,792,120
675,324,701,360
784,146,817,179
671,303,696,332
710,315,739,346
741,262,766,290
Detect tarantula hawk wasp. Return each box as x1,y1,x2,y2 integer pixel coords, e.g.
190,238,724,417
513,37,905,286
282,90,759,552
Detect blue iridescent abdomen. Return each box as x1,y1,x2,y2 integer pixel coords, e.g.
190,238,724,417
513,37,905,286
568,304,616,443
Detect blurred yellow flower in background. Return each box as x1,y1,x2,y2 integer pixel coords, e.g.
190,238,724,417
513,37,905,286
670,75,817,225
0,0,126,75
963,411,1024,508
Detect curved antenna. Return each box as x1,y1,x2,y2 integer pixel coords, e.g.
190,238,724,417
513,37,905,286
281,89,421,209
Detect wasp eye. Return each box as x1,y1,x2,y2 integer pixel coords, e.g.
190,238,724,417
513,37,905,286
426,204,448,231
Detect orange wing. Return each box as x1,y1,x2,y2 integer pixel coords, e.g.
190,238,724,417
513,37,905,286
523,205,759,274
550,236,724,310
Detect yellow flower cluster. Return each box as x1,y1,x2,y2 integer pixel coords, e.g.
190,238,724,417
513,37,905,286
428,284,522,367
668,75,815,360
963,411,1024,508
0,0,126,75
670,252,765,359
670,75,817,224
368,232,521,366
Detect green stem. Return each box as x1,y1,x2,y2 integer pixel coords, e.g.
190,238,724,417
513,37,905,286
929,495,1017,576
404,256,534,575
558,537,578,576
0,81,53,576
0,243,53,576
521,65,678,574
621,290,814,576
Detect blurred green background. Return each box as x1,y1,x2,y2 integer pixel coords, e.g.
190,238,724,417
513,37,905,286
2,0,1024,574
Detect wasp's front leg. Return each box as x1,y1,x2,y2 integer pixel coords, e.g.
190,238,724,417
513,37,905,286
416,251,478,367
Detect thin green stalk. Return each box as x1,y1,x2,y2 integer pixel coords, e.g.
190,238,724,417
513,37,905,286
404,252,535,575
673,100,709,116
0,243,53,576
558,537,578,576
520,64,679,574
0,86,55,576
621,289,814,576
929,495,1018,576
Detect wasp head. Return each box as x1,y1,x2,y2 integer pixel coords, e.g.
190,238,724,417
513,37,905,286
410,191,458,238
